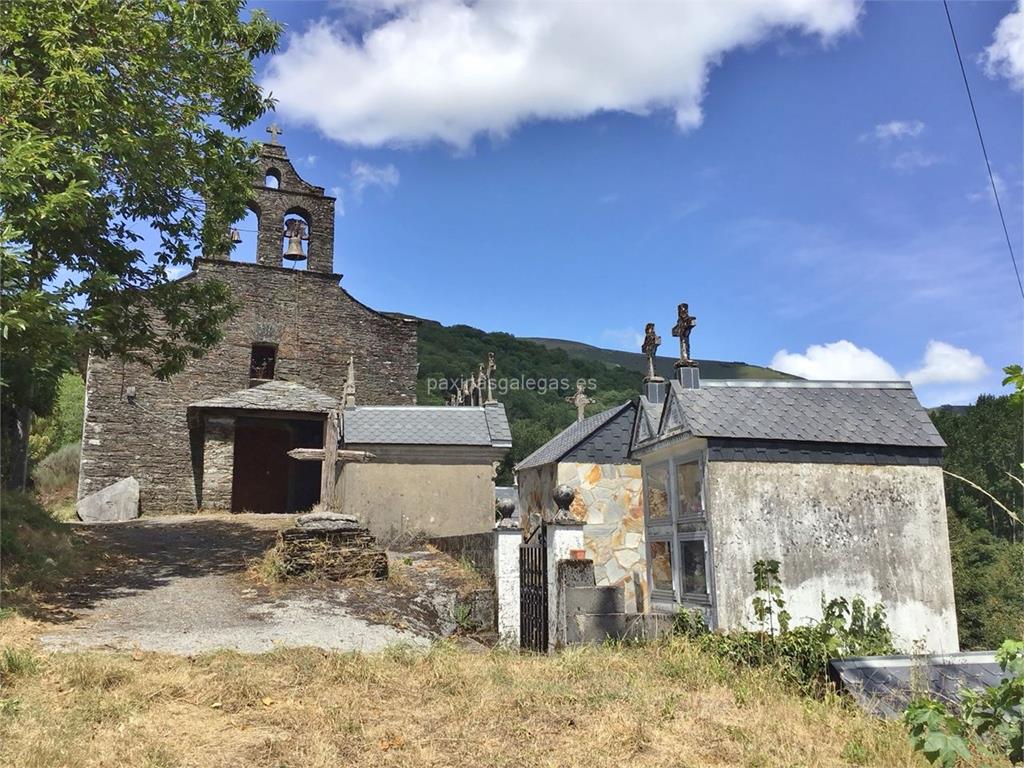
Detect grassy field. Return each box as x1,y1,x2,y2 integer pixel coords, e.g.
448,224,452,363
0,614,936,768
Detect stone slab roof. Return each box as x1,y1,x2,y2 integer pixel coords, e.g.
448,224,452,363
191,380,339,413
516,402,633,471
829,652,1002,719
343,403,512,447
662,380,944,448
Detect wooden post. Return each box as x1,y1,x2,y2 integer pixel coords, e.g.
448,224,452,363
321,409,339,508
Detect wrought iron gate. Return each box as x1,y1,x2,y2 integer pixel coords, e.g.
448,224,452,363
519,523,548,652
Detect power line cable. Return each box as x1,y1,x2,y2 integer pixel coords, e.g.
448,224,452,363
942,0,1023,301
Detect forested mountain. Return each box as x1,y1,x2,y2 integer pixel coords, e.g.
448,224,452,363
930,395,1023,649
415,320,788,482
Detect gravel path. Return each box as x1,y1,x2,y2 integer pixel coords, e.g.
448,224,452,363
39,514,431,655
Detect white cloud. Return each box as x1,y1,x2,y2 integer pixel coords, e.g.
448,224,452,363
329,185,346,216
263,0,861,148
166,264,190,280
349,160,400,198
864,119,925,142
890,149,940,172
967,170,1007,204
770,340,899,380
983,0,1024,90
600,327,645,352
770,339,988,387
305,154,318,165
904,340,988,387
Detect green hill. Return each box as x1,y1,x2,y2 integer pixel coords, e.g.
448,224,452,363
415,320,792,482
523,337,793,381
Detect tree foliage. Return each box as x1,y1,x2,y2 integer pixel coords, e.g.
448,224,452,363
930,394,1024,649
0,0,281,483
416,320,642,483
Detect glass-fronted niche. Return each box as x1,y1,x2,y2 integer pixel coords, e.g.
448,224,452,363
643,454,710,608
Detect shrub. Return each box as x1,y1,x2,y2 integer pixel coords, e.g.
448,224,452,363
904,639,1023,766
672,560,894,695
31,441,80,494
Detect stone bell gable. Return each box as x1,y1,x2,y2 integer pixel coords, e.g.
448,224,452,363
78,133,418,515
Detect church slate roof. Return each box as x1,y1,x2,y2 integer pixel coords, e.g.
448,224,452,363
343,403,512,447
516,401,635,471
190,380,340,413
659,380,944,448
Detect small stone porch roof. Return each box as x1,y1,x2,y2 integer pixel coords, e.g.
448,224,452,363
637,379,944,450
516,401,635,471
190,380,339,414
343,403,512,447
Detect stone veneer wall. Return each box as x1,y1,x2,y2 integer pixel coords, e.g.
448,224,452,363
78,259,418,514
517,462,647,613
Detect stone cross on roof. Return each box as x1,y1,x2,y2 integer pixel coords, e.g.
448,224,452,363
565,381,594,422
671,303,697,368
266,122,283,144
641,322,662,382
484,352,497,404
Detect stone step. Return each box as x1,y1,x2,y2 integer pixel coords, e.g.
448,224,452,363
566,612,644,645
565,585,625,615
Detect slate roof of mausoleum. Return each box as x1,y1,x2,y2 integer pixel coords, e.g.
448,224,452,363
516,401,635,471
343,403,512,448
655,380,944,448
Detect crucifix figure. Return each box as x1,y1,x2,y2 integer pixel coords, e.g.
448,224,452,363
671,303,698,368
483,352,497,404
266,122,283,144
641,322,661,381
565,381,594,422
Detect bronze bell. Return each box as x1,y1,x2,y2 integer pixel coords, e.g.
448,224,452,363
282,218,308,261
229,228,242,244
284,236,306,260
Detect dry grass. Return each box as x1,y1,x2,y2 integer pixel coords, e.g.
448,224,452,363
0,614,952,768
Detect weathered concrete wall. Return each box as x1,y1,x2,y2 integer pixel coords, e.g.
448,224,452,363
706,461,959,654
79,260,418,513
200,417,234,511
494,528,522,645
337,462,495,544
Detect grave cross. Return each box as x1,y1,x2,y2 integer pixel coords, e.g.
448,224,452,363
484,352,497,404
266,122,283,144
641,323,661,381
565,381,594,422
286,409,374,508
671,303,697,368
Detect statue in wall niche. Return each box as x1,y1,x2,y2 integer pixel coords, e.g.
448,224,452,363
671,303,698,368
565,381,594,422
641,322,661,381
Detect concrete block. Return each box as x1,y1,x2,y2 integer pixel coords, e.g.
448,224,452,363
567,613,630,644
77,477,140,523
565,585,625,615
558,559,595,588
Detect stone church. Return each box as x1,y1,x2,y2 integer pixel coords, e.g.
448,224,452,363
78,135,510,535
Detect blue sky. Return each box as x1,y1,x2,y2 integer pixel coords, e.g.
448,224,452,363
233,0,1023,406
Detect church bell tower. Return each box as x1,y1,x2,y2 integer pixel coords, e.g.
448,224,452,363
236,124,338,274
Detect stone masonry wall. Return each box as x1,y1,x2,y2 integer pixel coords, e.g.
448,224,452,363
78,259,418,514
201,417,234,511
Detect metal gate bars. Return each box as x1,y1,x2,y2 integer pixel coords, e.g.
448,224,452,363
519,523,548,652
